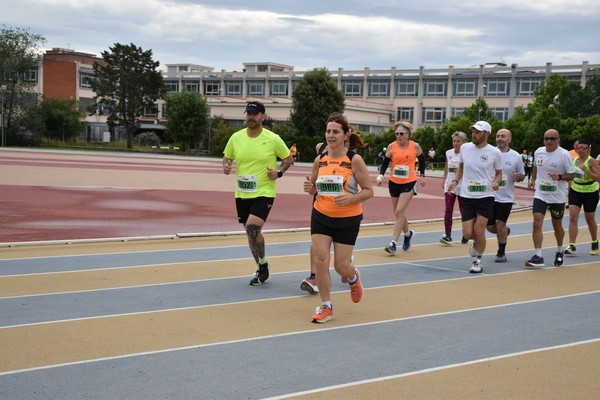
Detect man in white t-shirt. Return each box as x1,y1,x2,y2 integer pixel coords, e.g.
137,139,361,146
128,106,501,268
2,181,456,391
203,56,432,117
428,147,436,171
447,121,502,273
524,129,575,268
486,129,525,262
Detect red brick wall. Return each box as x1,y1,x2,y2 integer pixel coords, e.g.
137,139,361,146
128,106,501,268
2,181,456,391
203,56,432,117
43,59,77,99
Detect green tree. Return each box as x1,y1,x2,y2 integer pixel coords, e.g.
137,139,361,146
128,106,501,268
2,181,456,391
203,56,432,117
90,43,166,149
165,91,210,152
530,74,590,119
0,26,46,144
289,68,345,157
40,97,84,141
209,117,236,156
572,114,600,152
585,74,600,116
462,97,496,125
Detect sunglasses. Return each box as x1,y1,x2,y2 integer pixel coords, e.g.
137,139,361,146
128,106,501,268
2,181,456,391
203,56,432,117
577,146,589,151
544,137,559,141
395,130,408,136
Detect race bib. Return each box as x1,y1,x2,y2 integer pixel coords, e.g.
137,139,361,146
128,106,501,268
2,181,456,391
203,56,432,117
539,179,557,193
499,174,507,187
448,162,458,174
467,179,487,193
237,174,257,192
316,175,344,196
574,167,584,181
393,165,409,178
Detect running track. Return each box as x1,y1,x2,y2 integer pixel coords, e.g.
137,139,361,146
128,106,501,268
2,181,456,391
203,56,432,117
1,149,599,399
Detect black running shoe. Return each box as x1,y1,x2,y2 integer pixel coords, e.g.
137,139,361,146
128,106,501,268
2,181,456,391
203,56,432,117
249,262,270,286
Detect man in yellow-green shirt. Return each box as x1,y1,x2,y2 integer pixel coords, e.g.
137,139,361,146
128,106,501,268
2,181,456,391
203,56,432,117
223,101,293,286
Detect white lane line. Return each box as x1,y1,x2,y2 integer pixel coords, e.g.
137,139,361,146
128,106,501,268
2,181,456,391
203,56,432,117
262,337,600,400
1,290,598,376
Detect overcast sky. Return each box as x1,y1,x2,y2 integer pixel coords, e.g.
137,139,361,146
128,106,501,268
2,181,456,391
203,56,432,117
4,0,599,72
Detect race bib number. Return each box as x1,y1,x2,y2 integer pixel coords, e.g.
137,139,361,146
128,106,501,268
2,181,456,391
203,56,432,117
393,165,409,178
539,179,557,193
237,174,257,192
448,162,458,174
574,167,584,181
467,180,487,193
499,174,507,187
316,175,344,196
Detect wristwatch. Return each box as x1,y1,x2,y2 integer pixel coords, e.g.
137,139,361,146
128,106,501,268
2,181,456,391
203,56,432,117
558,174,562,181
277,170,283,178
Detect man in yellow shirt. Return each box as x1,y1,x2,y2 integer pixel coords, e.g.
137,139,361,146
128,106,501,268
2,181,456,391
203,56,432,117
223,101,294,285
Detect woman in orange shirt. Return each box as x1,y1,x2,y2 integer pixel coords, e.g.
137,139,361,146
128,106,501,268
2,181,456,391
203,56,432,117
303,113,373,323
377,121,427,254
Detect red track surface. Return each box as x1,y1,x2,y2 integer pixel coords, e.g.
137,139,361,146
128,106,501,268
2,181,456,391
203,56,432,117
0,149,534,243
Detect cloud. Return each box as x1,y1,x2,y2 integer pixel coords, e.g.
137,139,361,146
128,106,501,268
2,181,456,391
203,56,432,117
5,0,599,72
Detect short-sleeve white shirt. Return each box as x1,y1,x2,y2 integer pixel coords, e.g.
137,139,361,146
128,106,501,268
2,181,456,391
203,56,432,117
444,148,461,194
533,146,575,204
457,143,503,199
495,148,526,203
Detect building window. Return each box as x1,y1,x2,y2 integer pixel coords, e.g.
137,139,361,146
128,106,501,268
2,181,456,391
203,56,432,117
516,78,544,96
79,97,95,113
422,107,446,124
424,81,447,96
165,82,179,92
184,81,199,92
143,105,158,118
369,81,389,96
453,80,476,97
204,82,220,95
397,107,414,123
484,80,509,96
226,82,242,96
452,108,464,117
396,81,418,96
80,73,94,89
248,82,264,96
24,68,38,82
343,81,362,96
492,107,510,121
270,82,288,96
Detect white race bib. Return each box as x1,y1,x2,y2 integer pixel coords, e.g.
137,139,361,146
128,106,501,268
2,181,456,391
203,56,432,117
393,165,409,178
499,174,507,187
467,179,487,193
539,179,557,193
316,175,344,196
237,174,257,192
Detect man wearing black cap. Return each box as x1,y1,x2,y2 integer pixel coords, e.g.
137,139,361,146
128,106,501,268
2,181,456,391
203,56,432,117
223,101,294,285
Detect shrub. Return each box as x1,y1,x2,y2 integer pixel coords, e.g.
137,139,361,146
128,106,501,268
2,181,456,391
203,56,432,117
134,132,161,147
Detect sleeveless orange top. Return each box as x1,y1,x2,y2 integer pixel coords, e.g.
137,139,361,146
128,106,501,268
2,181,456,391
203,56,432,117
314,151,362,218
389,140,418,184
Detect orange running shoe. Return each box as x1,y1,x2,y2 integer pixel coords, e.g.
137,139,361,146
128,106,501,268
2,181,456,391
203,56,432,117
349,270,363,303
311,305,334,323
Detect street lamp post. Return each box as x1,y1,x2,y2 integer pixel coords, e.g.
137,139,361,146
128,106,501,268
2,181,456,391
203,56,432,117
377,115,385,133
478,85,487,120
1,85,5,147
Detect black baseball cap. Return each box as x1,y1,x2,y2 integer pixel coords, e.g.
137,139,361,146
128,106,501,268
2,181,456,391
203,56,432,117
245,101,265,114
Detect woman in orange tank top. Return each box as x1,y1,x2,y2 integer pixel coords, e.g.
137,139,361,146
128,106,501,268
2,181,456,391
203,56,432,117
377,121,427,255
303,113,373,323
